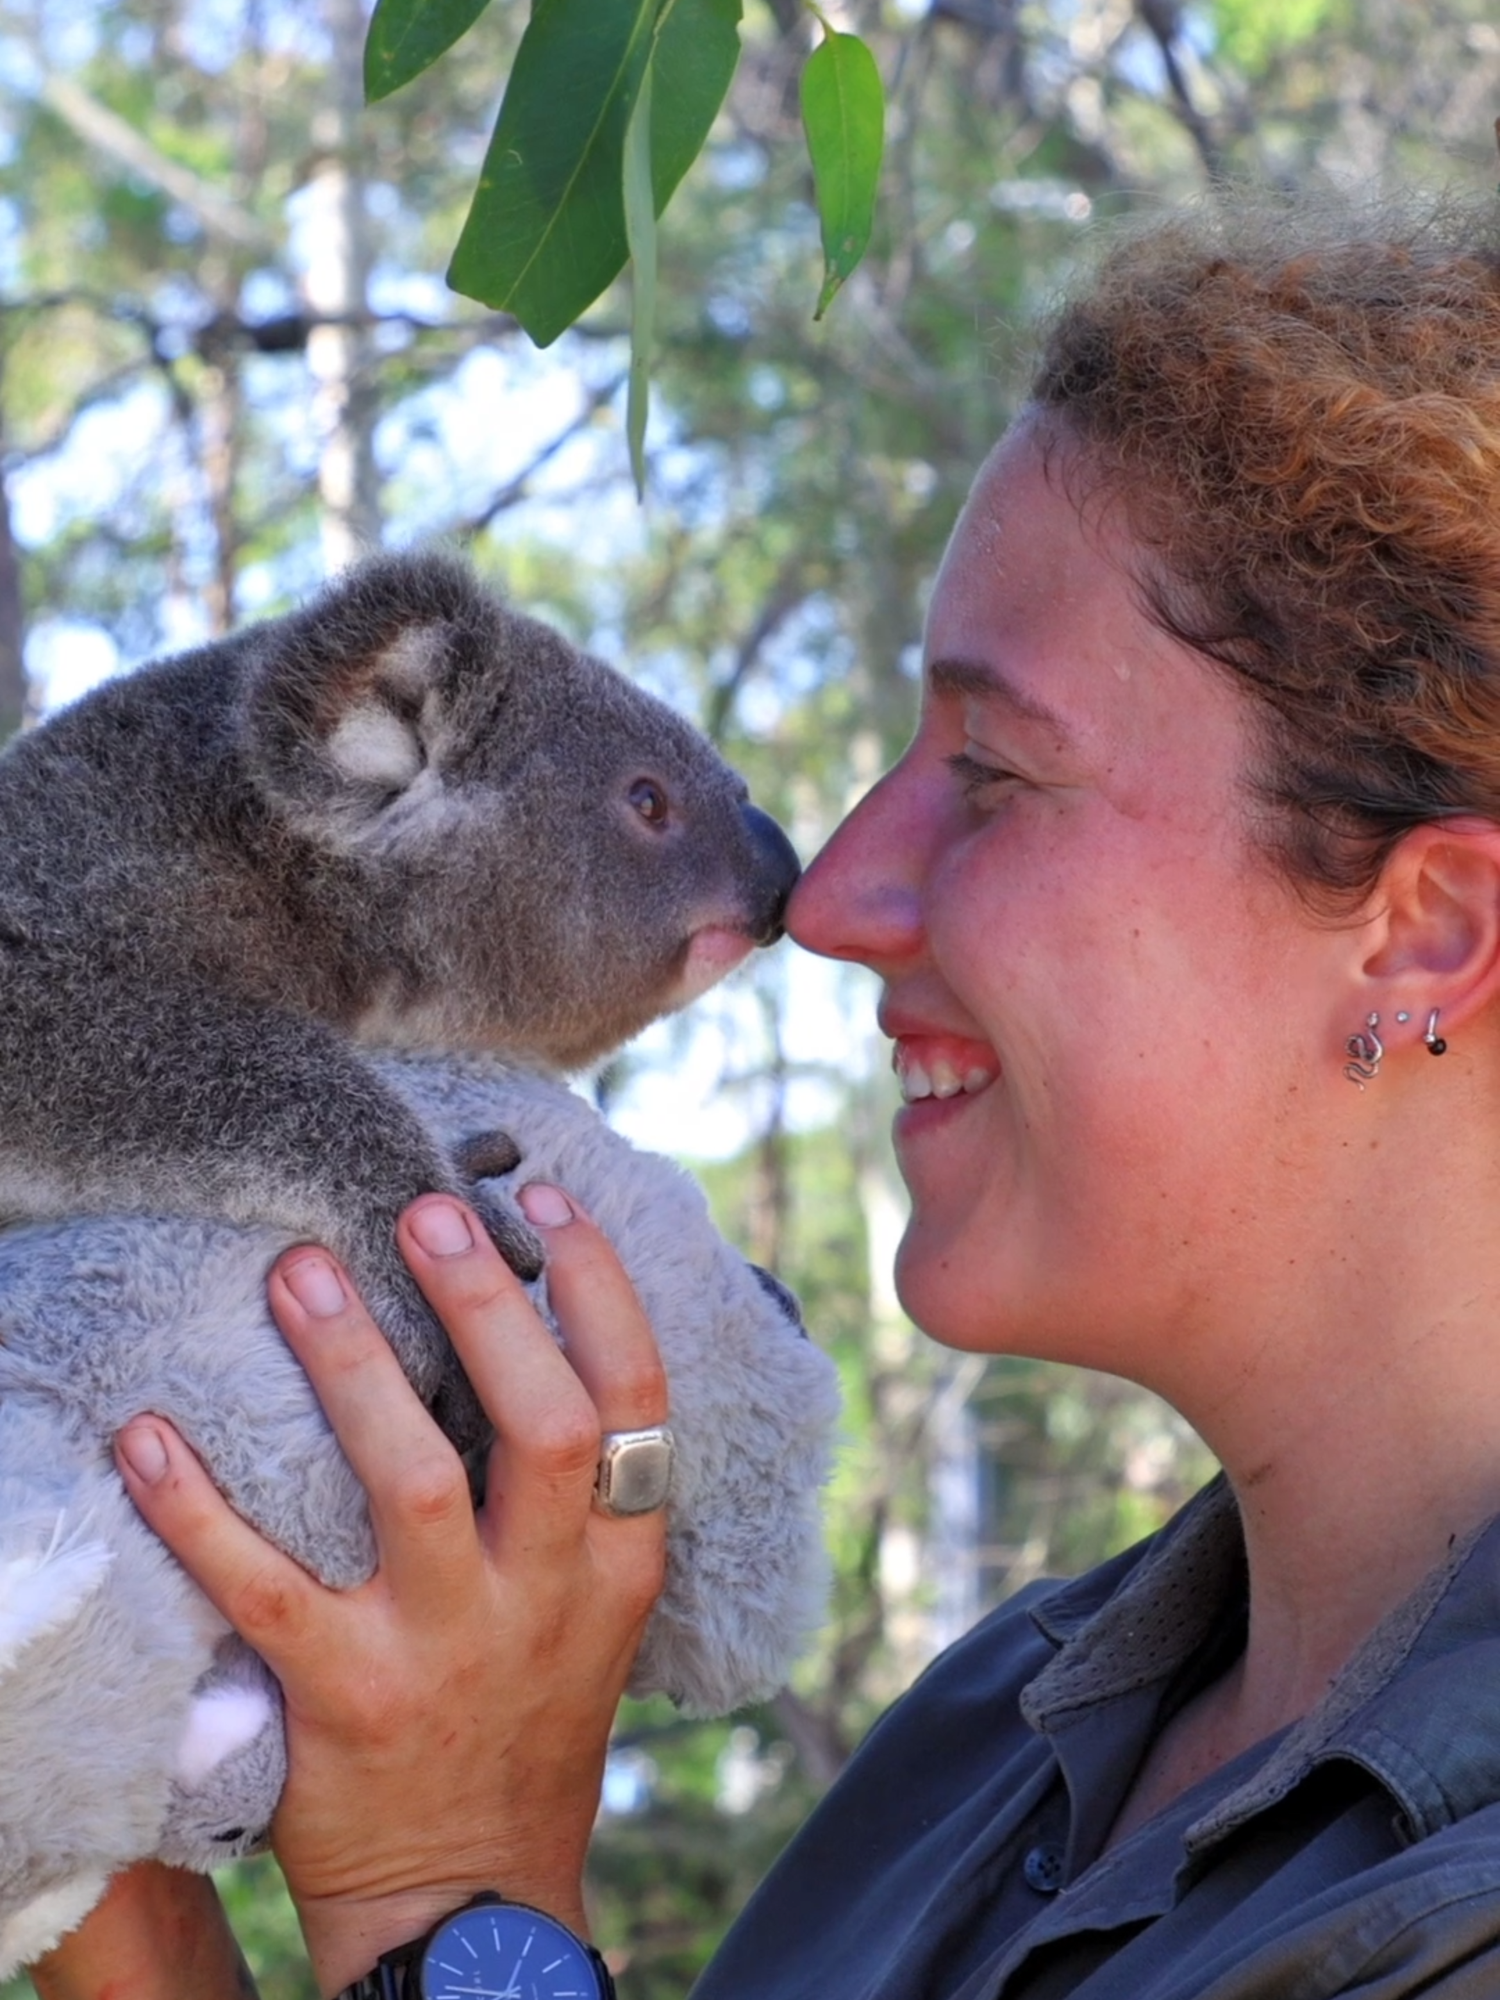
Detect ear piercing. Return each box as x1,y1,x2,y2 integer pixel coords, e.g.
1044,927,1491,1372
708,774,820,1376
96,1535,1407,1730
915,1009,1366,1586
1344,1007,1448,1085
1343,1013,1383,1088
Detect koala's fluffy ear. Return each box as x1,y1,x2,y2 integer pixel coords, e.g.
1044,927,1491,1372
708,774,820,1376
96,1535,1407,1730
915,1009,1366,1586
317,624,444,794
237,553,508,836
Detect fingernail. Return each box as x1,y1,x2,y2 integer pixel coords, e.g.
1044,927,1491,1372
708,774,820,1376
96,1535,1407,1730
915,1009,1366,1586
520,1182,574,1227
408,1200,476,1256
118,1421,169,1485
282,1253,348,1316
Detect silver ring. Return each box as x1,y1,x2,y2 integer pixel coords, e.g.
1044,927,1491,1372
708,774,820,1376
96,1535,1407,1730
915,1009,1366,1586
594,1425,675,1517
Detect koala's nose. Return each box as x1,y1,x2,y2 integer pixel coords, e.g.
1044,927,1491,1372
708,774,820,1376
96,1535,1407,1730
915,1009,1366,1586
742,804,802,944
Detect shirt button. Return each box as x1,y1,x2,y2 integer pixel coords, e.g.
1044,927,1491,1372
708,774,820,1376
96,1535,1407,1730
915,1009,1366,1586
1023,1843,1065,1895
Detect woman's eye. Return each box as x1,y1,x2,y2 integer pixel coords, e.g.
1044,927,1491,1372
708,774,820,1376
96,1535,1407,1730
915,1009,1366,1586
945,750,1019,802
629,778,670,826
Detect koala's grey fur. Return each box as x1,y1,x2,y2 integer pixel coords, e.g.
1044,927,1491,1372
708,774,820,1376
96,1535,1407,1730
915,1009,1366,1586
0,551,800,1444
0,1054,842,1975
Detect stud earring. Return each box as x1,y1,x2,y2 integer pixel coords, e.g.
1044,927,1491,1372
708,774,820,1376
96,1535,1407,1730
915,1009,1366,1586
1424,1009,1448,1056
1344,1012,1384,1088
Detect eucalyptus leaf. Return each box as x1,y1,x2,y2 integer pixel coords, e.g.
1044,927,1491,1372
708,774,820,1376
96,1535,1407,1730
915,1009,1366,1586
447,0,741,347
364,0,493,103
800,28,884,320
624,61,657,497
649,0,743,203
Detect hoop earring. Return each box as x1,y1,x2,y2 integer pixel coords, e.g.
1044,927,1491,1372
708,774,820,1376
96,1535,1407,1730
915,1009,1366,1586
1344,1012,1384,1089
1424,1009,1448,1056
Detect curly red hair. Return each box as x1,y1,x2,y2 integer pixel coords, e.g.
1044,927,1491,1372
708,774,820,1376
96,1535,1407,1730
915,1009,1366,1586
1030,189,1500,903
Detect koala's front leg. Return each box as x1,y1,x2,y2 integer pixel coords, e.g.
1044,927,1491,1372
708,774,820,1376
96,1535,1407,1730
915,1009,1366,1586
0,985,543,1429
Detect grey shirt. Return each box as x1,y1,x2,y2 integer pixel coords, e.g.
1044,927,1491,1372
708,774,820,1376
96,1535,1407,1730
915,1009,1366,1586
692,1477,1500,1998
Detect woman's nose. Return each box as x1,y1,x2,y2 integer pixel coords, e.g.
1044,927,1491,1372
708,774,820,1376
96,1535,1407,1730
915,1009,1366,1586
786,759,929,970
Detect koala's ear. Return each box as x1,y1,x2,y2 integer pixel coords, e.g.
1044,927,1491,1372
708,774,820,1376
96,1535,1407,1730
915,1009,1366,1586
237,553,507,830
320,625,444,794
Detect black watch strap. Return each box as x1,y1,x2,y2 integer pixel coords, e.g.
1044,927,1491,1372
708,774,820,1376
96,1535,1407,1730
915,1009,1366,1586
332,1893,617,2000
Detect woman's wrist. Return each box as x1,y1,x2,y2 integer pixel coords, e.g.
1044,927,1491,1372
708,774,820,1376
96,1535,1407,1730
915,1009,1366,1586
300,1873,593,1997
286,1752,600,1991
27,1863,257,2000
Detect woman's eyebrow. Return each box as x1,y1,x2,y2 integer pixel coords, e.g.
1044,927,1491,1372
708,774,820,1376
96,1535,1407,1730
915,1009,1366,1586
926,655,1076,745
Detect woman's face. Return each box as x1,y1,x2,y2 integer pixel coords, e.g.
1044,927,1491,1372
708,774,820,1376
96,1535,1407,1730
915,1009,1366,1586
787,421,1344,1380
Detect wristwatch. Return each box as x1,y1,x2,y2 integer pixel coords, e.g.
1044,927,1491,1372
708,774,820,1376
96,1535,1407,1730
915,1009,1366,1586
334,1892,617,2000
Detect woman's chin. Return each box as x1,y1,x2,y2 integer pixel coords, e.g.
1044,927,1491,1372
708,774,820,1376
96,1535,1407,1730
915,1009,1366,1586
893,1218,1011,1355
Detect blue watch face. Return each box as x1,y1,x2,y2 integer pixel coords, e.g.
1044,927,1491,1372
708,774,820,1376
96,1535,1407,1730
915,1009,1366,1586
419,1902,603,2000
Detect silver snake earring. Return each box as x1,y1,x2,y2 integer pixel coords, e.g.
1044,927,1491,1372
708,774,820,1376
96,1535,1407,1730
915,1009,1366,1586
1343,1012,1384,1089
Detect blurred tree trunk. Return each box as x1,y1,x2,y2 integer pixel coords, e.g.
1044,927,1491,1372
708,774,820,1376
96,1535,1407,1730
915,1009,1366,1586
193,341,245,636
0,439,26,740
304,0,381,571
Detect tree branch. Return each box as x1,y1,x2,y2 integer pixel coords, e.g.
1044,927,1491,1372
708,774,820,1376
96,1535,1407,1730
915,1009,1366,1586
1133,0,1225,180
454,372,629,538
36,73,277,253
706,566,809,742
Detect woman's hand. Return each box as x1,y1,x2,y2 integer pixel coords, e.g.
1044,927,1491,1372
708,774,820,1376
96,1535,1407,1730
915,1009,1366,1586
114,1183,669,1996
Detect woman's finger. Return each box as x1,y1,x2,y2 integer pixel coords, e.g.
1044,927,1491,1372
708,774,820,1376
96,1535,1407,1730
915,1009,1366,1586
510,1185,670,1599
395,1196,612,1564
518,1183,671,1437
265,1241,481,1607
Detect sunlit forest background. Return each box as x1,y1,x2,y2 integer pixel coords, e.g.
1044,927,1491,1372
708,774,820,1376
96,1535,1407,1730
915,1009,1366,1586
1,1,1497,1992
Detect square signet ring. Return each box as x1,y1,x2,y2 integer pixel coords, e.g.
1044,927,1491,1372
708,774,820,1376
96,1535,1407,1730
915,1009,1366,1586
593,1425,675,1517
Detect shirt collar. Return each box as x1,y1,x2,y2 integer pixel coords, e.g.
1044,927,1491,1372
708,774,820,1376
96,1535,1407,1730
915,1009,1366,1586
1021,1477,1500,1858
1022,1476,1245,1719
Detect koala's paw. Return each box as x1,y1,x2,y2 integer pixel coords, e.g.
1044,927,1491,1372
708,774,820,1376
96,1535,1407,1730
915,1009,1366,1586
467,1185,545,1283
345,1233,457,1397
748,1262,808,1334
451,1128,544,1282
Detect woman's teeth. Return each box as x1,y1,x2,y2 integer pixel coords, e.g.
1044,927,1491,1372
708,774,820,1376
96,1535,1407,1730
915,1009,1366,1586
895,1053,995,1103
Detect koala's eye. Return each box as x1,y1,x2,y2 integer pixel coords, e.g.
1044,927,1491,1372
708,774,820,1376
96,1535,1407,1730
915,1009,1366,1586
629,778,670,827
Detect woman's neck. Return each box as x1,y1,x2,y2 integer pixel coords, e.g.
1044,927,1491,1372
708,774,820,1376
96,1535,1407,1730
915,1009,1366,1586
1107,1156,1500,1841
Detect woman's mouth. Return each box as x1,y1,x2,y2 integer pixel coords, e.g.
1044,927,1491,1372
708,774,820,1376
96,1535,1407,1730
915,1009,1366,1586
891,1037,999,1104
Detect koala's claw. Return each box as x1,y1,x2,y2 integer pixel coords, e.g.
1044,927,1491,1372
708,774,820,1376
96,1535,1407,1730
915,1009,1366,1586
749,1262,808,1335
453,1128,524,1181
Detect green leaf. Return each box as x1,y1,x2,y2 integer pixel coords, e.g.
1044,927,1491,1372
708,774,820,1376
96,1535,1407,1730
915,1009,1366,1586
623,61,657,497
447,0,742,347
364,0,493,104
647,0,743,204
799,27,884,320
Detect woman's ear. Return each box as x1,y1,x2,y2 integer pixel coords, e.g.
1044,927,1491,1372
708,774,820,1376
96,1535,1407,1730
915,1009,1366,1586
1358,819,1500,1035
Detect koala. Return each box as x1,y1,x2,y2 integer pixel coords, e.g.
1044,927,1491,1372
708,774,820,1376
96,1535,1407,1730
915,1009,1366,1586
0,551,801,1443
0,558,836,1969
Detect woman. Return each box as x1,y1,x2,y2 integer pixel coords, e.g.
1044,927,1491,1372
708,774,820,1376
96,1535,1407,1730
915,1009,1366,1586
32,185,1500,1996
